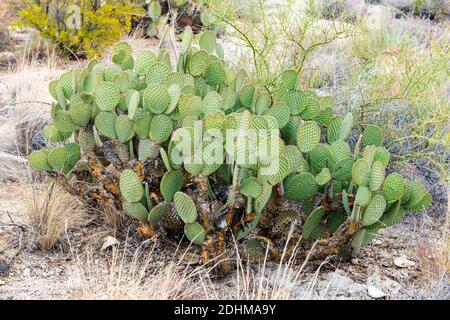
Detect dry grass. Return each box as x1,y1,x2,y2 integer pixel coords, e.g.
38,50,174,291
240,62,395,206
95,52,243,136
74,238,208,300
413,216,450,299
22,181,88,250
0,51,62,180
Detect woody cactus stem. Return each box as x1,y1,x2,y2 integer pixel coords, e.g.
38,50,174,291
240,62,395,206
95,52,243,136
225,163,240,226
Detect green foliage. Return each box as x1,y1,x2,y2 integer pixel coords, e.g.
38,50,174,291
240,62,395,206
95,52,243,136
15,0,144,59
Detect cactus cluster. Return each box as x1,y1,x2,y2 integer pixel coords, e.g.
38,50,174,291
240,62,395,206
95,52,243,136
28,27,431,269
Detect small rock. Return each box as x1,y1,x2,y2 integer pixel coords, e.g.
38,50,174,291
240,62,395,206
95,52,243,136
372,239,383,245
0,280,5,285
0,52,16,69
394,256,416,268
368,286,386,299
23,268,31,277
101,236,120,251
351,258,360,265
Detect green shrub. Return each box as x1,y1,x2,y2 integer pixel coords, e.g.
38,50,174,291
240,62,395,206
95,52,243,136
14,0,145,59
27,29,432,271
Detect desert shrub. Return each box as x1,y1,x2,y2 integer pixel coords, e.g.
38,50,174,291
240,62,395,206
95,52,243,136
27,29,432,273
14,0,145,59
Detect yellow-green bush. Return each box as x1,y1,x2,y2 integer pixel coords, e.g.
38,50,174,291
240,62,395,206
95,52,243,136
14,0,145,59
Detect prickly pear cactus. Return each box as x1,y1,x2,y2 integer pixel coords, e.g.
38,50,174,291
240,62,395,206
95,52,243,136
28,28,432,272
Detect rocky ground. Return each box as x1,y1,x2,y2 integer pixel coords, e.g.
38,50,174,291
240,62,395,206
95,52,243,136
0,180,447,300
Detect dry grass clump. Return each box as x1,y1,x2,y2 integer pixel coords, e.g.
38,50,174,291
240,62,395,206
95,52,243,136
75,240,207,300
22,181,88,250
0,52,62,180
413,217,449,299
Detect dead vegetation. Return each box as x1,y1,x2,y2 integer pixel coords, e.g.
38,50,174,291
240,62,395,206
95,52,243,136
22,181,89,250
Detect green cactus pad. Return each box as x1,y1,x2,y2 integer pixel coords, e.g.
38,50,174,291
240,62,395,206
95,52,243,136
143,84,170,114
43,125,64,143
308,143,330,173
65,143,81,168
281,69,298,90
94,82,120,111
174,192,198,224
351,229,365,255
338,113,353,141
300,92,321,120
352,159,370,187
254,183,272,215
202,91,223,115
255,92,271,115
69,102,92,127
47,147,68,172
28,150,51,171
296,121,321,153
362,125,383,147
369,161,385,191
115,115,135,143
283,145,302,173
165,85,181,115
281,116,302,145
184,221,206,245
373,146,390,167
146,62,171,85
328,141,352,168
362,145,376,168
149,114,173,143
380,200,403,227
240,177,263,198
95,112,117,139
326,116,343,144
181,26,193,54
134,112,152,139
123,202,148,222
204,61,226,86
383,173,407,203
362,195,387,226
315,168,331,186
160,170,184,202
103,65,122,82
78,131,96,152
284,90,306,115
188,50,210,76
112,41,132,58
199,31,217,54
119,169,144,203
314,106,333,126
355,186,372,206
332,158,353,182
263,155,289,186
239,84,255,108
135,51,157,75
148,201,169,225
265,102,290,129
54,111,78,133
48,80,67,107
138,139,159,161
302,206,325,240
284,173,318,201
405,181,427,209
409,192,431,212
59,71,76,99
